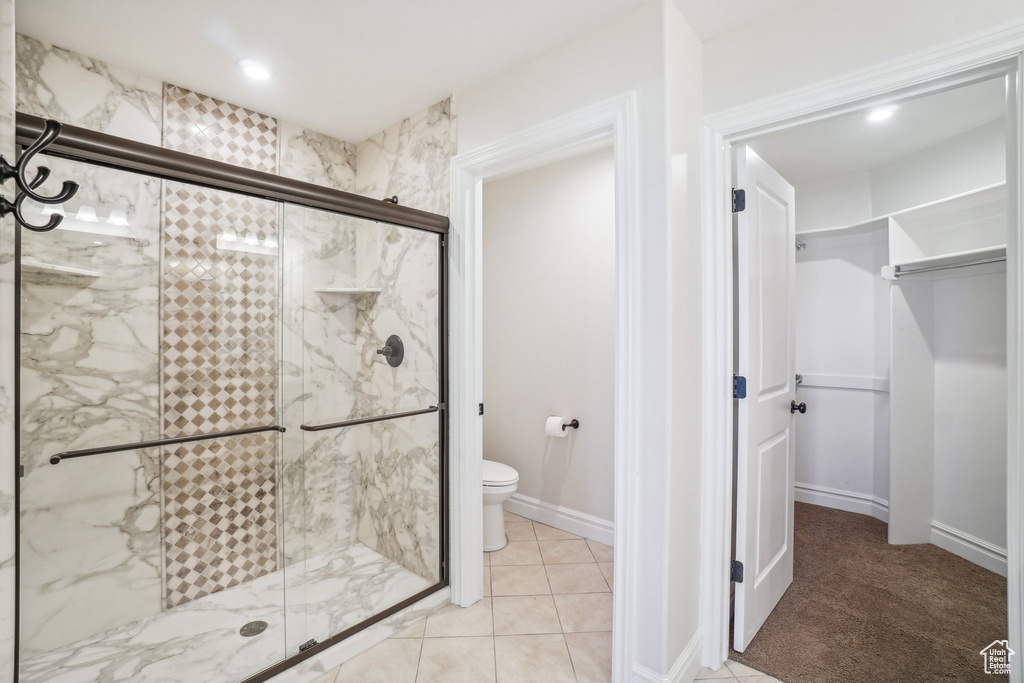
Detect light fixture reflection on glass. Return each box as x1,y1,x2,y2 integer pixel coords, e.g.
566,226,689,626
867,106,897,123
222,229,238,242
41,204,65,217
263,236,278,248
93,240,104,246
243,233,259,246
76,205,99,222
107,209,129,227
237,59,270,81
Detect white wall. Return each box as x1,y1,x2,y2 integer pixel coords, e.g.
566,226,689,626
795,230,891,518
793,170,872,232
870,119,1006,215
932,270,1008,553
702,0,1024,114
665,0,705,669
456,0,704,674
481,146,616,523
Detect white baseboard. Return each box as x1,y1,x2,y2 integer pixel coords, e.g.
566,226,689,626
931,521,1007,577
633,631,702,683
794,482,889,523
503,493,614,546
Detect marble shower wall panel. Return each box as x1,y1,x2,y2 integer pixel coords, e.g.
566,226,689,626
16,35,162,143
354,98,454,215
351,98,452,577
161,86,280,606
279,124,360,562
15,36,165,654
0,0,16,675
353,415,440,581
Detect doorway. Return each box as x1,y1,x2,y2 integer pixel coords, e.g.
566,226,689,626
704,60,1021,681
449,93,641,682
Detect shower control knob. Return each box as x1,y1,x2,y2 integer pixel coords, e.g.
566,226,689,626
376,334,405,368
791,400,807,414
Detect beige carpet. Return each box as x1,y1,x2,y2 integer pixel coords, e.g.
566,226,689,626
731,503,1008,683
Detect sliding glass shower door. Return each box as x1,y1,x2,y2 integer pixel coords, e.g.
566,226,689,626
17,149,445,682
279,204,445,655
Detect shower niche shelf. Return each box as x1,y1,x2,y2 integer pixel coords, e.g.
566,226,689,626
21,258,101,278
313,287,382,295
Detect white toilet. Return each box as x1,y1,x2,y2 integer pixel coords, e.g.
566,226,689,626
482,459,520,551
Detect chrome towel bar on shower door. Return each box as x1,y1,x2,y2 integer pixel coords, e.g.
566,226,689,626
48,424,287,464
300,406,440,432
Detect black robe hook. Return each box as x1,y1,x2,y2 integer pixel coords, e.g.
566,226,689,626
0,119,80,232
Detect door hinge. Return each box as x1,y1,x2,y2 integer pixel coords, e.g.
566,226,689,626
478,402,484,416
731,560,744,583
733,375,747,400
732,188,746,213
299,638,319,652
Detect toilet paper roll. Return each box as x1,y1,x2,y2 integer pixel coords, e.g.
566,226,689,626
545,416,568,438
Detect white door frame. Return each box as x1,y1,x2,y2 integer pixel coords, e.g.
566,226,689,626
448,92,641,681
699,25,1024,679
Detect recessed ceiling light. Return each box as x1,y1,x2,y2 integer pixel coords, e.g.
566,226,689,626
238,59,270,81
866,106,897,123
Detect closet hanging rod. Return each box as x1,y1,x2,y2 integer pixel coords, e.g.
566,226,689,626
300,406,440,432
48,424,287,465
14,112,449,234
893,255,1006,278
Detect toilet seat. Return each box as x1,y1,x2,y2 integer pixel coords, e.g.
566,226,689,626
483,459,519,487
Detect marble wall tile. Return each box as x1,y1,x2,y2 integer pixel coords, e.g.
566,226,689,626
353,415,441,581
15,35,165,655
351,98,452,580
0,1,16,677
279,123,360,564
355,97,454,215
18,161,164,653
16,34,162,143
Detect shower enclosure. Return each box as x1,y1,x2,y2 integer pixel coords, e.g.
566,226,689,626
12,114,448,682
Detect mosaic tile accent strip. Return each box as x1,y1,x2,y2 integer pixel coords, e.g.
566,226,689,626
161,175,280,601
163,433,278,607
163,84,277,173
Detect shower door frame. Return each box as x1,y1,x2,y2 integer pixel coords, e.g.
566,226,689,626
11,112,450,683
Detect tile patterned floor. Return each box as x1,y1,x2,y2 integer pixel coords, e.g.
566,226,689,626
696,659,783,682
312,511,779,683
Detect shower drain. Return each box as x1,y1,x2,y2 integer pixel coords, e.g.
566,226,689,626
239,620,268,637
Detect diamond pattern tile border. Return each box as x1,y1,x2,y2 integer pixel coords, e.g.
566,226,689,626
160,85,280,607
163,84,278,173
163,433,279,607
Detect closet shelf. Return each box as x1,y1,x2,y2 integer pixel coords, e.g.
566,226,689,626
313,287,382,295
882,245,1006,280
796,217,888,241
797,374,890,393
796,182,1007,240
21,258,101,278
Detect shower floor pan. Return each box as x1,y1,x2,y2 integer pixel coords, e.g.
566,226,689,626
20,542,433,682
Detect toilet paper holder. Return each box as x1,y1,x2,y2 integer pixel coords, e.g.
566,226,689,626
562,419,580,431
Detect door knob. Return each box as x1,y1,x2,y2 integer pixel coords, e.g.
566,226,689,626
791,400,806,414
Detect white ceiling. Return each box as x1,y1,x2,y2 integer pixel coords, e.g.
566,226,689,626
671,0,810,40
16,0,646,143
748,77,1007,183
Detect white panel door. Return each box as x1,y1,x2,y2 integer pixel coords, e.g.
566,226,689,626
733,145,797,653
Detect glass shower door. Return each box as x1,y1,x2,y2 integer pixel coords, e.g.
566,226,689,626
18,158,292,682
280,203,445,651
17,144,447,682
